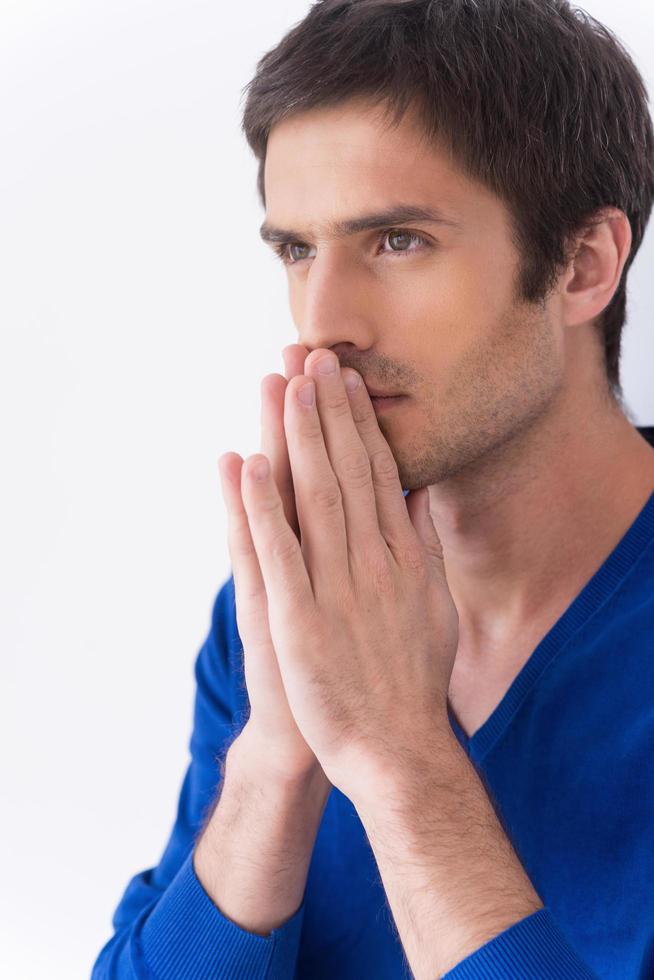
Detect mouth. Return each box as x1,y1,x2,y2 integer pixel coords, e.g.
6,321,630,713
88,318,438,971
370,394,407,412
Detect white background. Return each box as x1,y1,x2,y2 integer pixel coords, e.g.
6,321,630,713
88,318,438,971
1,2,652,977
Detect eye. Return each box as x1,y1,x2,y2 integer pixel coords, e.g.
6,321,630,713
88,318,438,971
273,241,316,264
271,228,432,265
381,229,430,255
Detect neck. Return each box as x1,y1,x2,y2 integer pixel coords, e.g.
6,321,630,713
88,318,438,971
428,384,654,658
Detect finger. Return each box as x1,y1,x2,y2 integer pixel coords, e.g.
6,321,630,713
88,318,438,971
217,452,272,651
405,485,446,569
260,374,299,538
341,367,418,562
282,372,354,592
240,452,314,619
282,344,310,379
301,350,384,556
259,347,311,539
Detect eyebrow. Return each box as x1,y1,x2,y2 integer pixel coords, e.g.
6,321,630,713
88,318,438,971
259,204,463,244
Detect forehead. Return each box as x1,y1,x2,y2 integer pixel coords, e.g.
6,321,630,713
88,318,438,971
263,98,505,238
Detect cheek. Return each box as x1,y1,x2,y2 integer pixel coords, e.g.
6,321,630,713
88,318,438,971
383,264,494,370
287,280,301,325
452,257,508,318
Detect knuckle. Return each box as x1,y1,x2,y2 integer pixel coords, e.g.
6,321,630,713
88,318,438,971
235,578,267,609
278,473,295,499
228,531,256,562
350,401,373,426
325,391,351,417
227,515,255,553
311,480,343,514
301,422,326,447
364,547,396,597
370,447,399,485
399,545,427,578
269,529,299,563
330,573,356,614
338,448,371,488
255,492,283,517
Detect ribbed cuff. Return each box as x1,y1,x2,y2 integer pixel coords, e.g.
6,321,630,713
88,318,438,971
138,848,305,979
442,908,599,979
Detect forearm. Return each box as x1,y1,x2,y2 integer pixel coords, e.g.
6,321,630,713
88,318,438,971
193,723,332,936
353,727,543,979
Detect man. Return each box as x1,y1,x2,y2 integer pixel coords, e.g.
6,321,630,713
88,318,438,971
92,1,654,977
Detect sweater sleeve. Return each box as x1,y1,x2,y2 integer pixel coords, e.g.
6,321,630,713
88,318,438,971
90,573,306,979
441,908,600,979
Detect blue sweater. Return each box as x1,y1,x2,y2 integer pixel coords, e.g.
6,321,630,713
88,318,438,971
92,449,654,979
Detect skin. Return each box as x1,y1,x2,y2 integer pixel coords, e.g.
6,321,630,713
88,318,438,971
260,94,654,737
215,341,547,977
205,94,654,975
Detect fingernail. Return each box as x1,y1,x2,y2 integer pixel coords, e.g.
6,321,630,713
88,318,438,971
344,371,361,392
251,457,269,481
297,381,315,406
316,354,338,375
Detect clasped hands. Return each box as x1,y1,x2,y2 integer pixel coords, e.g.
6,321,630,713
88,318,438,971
218,345,459,804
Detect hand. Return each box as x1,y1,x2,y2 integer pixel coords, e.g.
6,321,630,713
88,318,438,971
234,349,460,801
218,344,327,784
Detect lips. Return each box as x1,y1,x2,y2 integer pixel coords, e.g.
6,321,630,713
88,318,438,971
370,394,407,414
365,387,403,398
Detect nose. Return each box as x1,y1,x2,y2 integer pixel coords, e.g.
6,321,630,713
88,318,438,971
294,247,376,353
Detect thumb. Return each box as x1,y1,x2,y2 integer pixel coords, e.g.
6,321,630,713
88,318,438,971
406,487,445,566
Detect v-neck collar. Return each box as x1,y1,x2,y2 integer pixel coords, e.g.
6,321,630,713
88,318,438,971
447,490,654,764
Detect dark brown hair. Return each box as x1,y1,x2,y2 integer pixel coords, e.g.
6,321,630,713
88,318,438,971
241,0,654,406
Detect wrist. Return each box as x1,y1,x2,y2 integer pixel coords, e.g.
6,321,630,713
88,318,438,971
232,721,332,797
347,723,462,815
195,724,332,937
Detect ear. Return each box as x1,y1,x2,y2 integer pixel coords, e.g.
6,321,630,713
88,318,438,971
558,207,632,328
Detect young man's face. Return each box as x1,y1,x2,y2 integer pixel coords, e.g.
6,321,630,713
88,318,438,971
262,97,569,492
